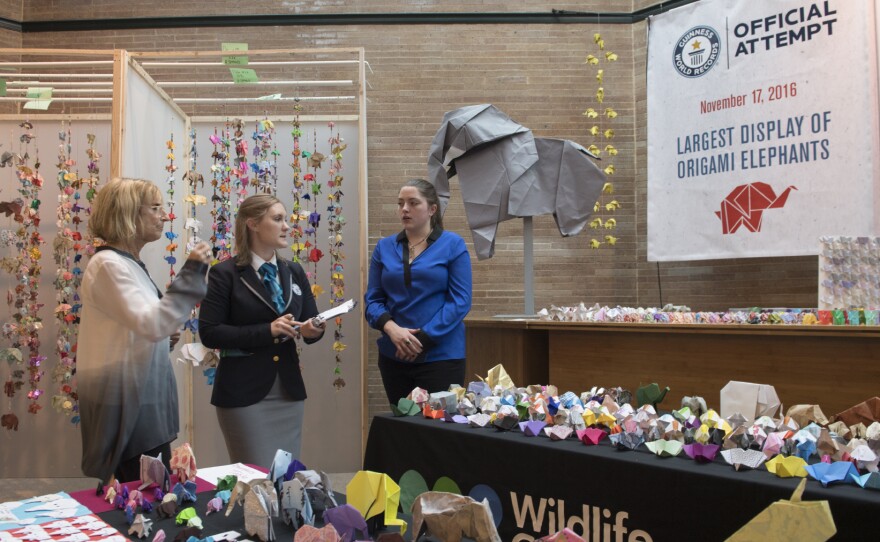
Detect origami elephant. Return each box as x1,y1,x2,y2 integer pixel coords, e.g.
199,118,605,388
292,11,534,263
715,182,797,234
0,151,21,168
636,383,669,409
411,491,501,542
428,104,606,260
138,453,171,492
1,412,18,431
268,448,305,493
226,479,278,542
681,395,708,417
323,504,368,541
280,477,313,528
278,470,337,529
169,443,197,483
292,524,341,542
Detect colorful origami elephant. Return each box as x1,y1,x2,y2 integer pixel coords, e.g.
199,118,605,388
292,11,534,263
715,182,797,234
169,443,197,483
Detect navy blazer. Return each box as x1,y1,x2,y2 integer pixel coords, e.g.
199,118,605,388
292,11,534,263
199,256,321,407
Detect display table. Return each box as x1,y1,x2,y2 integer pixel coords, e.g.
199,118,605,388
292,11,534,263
0,466,356,542
364,414,880,541
465,317,880,416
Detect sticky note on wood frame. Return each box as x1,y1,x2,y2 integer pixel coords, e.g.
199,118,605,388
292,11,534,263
24,86,53,110
222,43,249,65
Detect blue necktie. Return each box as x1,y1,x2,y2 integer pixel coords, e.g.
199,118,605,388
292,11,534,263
258,262,285,314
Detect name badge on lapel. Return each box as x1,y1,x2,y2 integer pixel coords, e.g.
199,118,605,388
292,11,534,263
292,283,302,296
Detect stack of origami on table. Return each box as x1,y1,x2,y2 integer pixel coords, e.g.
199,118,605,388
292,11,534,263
536,301,849,326
427,104,606,259
391,364,880,498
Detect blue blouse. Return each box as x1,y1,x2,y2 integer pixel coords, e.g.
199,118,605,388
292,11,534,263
365,228,472,362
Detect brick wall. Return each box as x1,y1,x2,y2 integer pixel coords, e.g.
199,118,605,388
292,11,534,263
22,2,630,20
0,27,20,47
0,0,21,21
8,2,820,423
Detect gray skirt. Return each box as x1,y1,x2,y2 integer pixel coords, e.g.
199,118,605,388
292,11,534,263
215,375,305,468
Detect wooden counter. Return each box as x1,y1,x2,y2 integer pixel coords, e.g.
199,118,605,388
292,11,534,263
465,316,880,416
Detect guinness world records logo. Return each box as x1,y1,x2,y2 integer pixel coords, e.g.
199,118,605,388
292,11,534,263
673,25,721,78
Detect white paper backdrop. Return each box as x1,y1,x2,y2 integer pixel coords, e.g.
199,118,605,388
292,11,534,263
0,120,112,477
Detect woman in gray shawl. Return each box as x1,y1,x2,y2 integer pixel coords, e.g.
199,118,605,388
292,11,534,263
78,178,213,484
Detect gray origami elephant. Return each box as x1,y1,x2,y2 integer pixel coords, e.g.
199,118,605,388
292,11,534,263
428,104,606,260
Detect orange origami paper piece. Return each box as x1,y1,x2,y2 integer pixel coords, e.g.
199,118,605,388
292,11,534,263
422,404,445,419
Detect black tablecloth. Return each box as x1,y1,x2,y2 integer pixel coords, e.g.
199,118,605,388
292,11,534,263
363,414,880,542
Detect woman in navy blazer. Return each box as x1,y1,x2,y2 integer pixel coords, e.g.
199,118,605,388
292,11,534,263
199,194,324,466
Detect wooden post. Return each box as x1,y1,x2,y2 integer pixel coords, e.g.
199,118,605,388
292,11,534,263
110,49,128,178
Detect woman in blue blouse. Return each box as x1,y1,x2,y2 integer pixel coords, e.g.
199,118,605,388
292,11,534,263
365,179,473,405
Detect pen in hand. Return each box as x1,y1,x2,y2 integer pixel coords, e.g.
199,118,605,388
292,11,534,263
279,317,324,342
280,328,296,343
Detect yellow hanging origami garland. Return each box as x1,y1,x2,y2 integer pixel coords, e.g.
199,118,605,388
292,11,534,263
584,32,621,249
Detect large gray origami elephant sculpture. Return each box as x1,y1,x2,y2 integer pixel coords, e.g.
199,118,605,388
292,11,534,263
428,104,607,260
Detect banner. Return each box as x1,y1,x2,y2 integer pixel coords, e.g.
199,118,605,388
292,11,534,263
647,0,880,261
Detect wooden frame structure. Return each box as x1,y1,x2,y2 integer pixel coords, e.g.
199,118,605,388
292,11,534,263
0,47,369,473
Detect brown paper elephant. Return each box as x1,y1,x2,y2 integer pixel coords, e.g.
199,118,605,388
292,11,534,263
411,491,501,542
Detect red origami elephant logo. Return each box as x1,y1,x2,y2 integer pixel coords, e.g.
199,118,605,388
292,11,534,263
716,182,797,234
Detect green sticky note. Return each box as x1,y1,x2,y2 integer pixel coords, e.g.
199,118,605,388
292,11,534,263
256,93,282,101
24,86,52,110
0,79,5,97
221,42,248,65
26,86,52,99
23,99,52,110
229,68,258,84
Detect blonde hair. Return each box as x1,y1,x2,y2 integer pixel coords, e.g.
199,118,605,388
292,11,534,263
88,178,162,244
234,194,285,266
